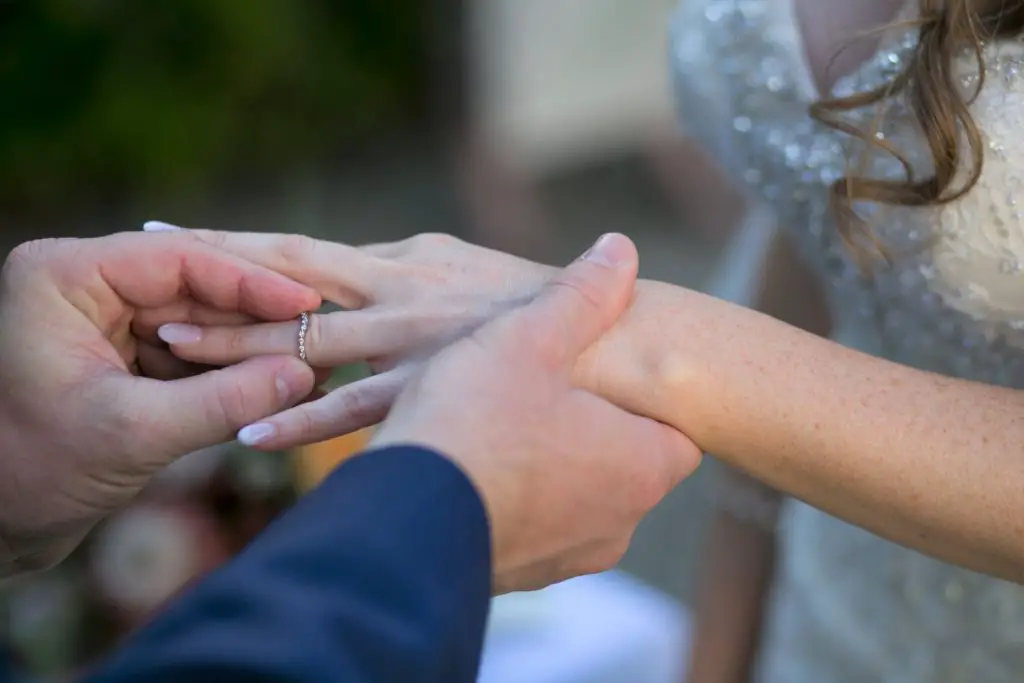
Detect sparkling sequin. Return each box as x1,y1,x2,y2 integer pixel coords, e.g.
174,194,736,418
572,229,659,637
672,1,1024,682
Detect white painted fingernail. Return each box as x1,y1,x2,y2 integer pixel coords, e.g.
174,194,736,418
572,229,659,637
158,324,203,344
238,423,276,446
143,221,183,232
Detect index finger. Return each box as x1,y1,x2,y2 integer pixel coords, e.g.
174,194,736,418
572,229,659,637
487,233,638,368
73,232,321,321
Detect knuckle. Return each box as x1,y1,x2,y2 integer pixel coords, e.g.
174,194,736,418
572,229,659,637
220,328,252,359
289,406,322,441
210,375,256,429
547,276,604,315
4,239,101,296
277,233,318,265
410,232,459,250
388,235,417,256
4,239,58,279
190,228,224,249
334,386,384,427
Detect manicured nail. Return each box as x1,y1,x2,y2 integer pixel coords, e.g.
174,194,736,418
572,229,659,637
238,423,276,447
581,233,630,268
143,221,182,232
157,324,203,344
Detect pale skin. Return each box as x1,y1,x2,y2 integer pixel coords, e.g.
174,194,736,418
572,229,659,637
0,229,702,602
154,4,1003,682
145,222,1024,585
370,233,702,594
0,232,323,576
688,0,909,675
697,0,905,678
686,229,831,683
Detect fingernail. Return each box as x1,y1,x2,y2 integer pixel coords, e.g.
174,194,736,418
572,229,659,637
238,423,276,447
143,221,182,232
581,233,629,268
157,324,203,344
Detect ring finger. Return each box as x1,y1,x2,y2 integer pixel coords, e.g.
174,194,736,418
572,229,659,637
133,305,258,346
161,309,429,367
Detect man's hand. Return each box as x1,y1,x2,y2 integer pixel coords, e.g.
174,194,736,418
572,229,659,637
0,232,321,575
368,234,702,593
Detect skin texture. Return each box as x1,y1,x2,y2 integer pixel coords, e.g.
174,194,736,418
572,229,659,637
369,233,702,593
0,232,321,576
0,228,701,604
161,226,1024,584
686,230,830,683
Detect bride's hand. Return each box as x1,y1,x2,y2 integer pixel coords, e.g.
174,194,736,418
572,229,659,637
149,227,558,448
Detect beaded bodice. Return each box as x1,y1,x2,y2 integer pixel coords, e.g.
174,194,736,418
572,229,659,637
673,0,1024,384
671,1,1024,681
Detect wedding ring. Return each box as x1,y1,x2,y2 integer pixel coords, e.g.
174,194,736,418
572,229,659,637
297,312,310,363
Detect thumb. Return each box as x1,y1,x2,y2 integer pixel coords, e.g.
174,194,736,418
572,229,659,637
100,356,315,465
495,233,638,367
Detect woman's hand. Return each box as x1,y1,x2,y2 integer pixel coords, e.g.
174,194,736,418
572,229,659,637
146,225,558,448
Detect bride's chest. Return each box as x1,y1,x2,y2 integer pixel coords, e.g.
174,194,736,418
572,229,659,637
673,0,1024,385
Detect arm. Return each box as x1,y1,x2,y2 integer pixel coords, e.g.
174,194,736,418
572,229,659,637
159,226,1024,579
83,446,492,683
687,228,827,683
583,272,1024,581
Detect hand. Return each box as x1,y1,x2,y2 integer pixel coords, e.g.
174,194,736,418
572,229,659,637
144,222,555,448
369,233,701,593
0,233,321,574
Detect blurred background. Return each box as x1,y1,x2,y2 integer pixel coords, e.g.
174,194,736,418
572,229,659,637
0,1,748,680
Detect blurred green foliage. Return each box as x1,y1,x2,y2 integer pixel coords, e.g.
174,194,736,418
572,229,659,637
0,0,424,207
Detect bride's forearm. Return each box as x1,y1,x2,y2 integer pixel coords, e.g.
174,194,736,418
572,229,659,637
581,280,1024,580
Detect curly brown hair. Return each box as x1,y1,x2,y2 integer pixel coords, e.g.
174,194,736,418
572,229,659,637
809,0,1024,265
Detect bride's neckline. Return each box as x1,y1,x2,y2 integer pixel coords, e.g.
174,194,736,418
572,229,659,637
788,0,913,98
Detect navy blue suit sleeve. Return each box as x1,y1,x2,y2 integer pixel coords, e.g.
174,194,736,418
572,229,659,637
83,446,493,683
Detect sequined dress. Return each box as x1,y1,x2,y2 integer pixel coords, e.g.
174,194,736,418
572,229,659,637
671,1,1024,681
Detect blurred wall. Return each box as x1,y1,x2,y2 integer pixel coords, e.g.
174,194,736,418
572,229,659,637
468,0,679,174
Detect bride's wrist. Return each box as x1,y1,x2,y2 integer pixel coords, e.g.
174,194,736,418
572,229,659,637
573,280,684,422
573,280,745,453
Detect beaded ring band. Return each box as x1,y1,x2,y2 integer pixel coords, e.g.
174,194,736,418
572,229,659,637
297,312,310,363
